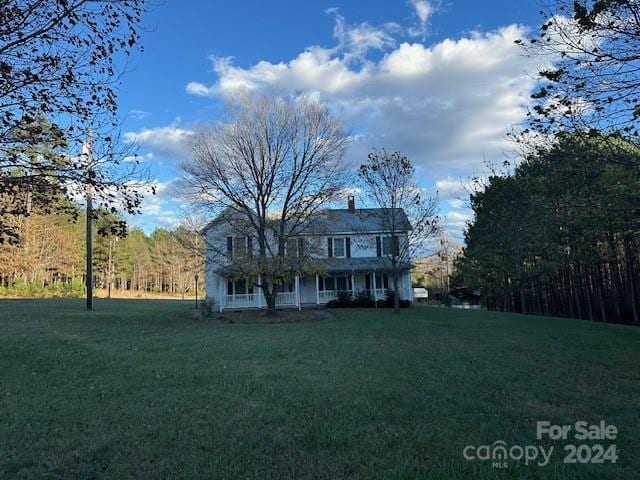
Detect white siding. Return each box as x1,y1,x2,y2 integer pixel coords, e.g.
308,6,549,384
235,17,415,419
308,233,409,258
203,213,413,309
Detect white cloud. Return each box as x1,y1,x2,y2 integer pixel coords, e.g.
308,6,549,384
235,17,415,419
443,209,472,242
128,109,150,120
186,81,215,96
436,176,467,207
123,152,154,163
413,0,433,24
409,0,434,37
436,175,484,200
126,179,184,231
124,123,194,161
329,9,398,61
183,12,550,241
188,24,543,175
140,180,177,215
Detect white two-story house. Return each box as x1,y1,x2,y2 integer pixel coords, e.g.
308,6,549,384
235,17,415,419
202,196,415,311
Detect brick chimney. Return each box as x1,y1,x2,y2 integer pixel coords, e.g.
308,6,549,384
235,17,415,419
347,195,355,212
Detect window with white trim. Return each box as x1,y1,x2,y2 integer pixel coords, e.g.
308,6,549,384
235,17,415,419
227,278,254,295
336,276,348,290
234,236,247,256
286,238,298,257
333,238,345,257
365,273,390,289
319,275,351,291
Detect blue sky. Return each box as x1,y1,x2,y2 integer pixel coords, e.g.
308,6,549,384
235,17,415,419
119,0,545,239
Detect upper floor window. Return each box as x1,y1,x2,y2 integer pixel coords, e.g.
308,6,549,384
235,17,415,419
377,235,399,257
235,236,247,256
227,236,252,257
327,237,350,258
286,238,305,257
286,238,297,257
382,236,393,255
333,238,345,257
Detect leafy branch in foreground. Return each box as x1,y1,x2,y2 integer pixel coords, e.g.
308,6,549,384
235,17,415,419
0,0,150,242
518,0,640,158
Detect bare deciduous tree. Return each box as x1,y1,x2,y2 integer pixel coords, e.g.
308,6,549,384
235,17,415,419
182,93,350,315
358,150,440,312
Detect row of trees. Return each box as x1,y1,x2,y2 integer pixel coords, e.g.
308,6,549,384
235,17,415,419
455,135,639,323
454,1,640,324
0,204,203,299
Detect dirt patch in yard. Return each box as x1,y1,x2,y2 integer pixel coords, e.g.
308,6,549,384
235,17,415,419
206,309,335,324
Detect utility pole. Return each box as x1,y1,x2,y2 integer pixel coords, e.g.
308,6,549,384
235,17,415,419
107,237,114,299
84,130,94,310
195,274,199,309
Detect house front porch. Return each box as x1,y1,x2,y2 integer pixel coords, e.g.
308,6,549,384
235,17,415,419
214,265,414,312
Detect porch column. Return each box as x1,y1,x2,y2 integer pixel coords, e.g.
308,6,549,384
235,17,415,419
257,275,262,309
315,274,320,304
295,275,301,311
409,275,414,301
218,277,224,313
401,274,406,300
351,272,355,298
404,274,410,301
372,272,378,302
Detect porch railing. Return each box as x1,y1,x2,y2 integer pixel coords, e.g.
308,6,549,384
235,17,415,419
318,290,338,303
222,286,411,310
276,291,296,306
367,288,388,300
225,293,257,309
224,292,298,309
318,288,393,303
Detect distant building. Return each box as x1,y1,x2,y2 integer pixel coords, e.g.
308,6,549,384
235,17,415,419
413,287,429,303
449,287,481,310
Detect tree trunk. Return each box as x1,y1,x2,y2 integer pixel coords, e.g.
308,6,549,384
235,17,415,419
265,291,277,316
392,275,400,313
534,281,543,315
596,263,608,322
584,270,594,321
623,236,639,324
519,287,527,315
264,276,278,316
608,232,623,321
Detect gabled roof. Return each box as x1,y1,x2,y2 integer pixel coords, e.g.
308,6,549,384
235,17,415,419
202,207,412,235
301,208,411,234
200,207,252,235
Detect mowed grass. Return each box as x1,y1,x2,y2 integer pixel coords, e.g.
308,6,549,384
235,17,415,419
0,300,638,479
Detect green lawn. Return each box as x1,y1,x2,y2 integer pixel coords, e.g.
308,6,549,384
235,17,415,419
0,300,638,479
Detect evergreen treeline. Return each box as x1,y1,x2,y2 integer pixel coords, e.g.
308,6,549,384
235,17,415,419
0,205,203,298
455,135,640,324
